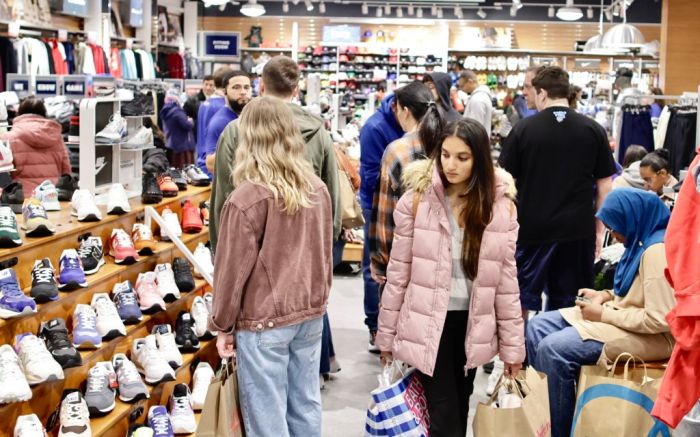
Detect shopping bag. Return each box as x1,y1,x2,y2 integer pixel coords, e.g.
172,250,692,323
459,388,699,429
196,359,245,437
364,361,430,437
473,367,552,437
338,165,364,229
572,353,672,437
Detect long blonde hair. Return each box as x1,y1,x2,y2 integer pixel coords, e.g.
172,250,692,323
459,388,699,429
232,96,317,214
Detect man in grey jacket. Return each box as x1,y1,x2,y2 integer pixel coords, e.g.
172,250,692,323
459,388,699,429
458,70,493,135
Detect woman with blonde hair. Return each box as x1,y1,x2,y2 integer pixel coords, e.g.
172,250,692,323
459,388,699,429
209,96,333,437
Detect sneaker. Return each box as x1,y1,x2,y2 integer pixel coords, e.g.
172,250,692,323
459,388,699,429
13,414,46,437
199,201,210,226
122,92,154,117
96,114,127,143
30,258,59,303
142,172,163,204
169,383,196,434
112,353,149,403
67,115,80,142
107,183,131,215
203,292,214,315
72,305,102,349
0,268,36,318
190,296,213,339
39,318,82,368
0,345,32,404
57,391,91,437
486,359,505,396
77,236,104,275
71,189,102,222
32,180,60,211
191,362,214,410
112,280,143,324
14,333,64,385
110,228,139,264
174,312,199,352
172,258,195,293
148,405,174,437
160,209,181,242
91,293,127,340
193,243,213,279
123,126,153,149
368,331,379,354
167,168,187,191
84,362,117,416
0,139,14,172
56,174,78,202
181,200,202,234
152,324,183,369
0,205,22,247
183,164,210,187
58,249,87,290
132,223,157,255
136,272,166,314
132,336,176,385
158,175,178,198
128,425,154,437
1,182,25,213
155,263,180,302
22,198,56,237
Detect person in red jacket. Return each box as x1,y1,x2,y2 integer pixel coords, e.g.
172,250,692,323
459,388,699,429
2,97,71,193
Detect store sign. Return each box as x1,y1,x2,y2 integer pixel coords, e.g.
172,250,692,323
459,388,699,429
127,0,143,28
199,32,240,60
62,75,88,98
92,76,116,97
163,79,184,91
61,0,88,17
322,25,361,44
35,76,59,96
6,74,30,98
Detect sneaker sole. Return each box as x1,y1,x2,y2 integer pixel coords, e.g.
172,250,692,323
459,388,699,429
161,189,178,197
103,329,126,341
182,225,203,234
55,354,83,369
172,422,197,434
137,247,155,256
74,340,102,349
136,365,176,385
120,391,149,403
162,293,179,303
83,259,105,275
176,340,200,353
0,306,36,318
108,206,130,215
109,250,138,265
175,183,187,191
31,291,59,303
121,314,143,324
88,399,116,416
141,194,163,204
0,235,22,247
188,180,211,187
73,212,101,222
24,224,55,237
140,304,166,314
27,373,63,385
58,280,88,291
176,281,195,292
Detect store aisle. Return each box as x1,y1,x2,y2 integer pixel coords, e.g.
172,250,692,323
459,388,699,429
322,273,490,437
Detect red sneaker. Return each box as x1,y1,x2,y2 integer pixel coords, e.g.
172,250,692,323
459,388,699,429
181,200,203,234
109,228,139,264
158,175,179,197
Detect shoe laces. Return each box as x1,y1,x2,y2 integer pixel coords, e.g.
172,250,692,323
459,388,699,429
118,360,141,383
87,367,107,393
0,213,15,229
63,401,86,424
116,290,138,307
134,225,153,240
33,266,54,283
17,336,50,365
151,413,171,434
77,242,96,259
114,231,133,248
172,395,191,414
44,328,72,350
62,255,81,271
76,309,97,330
0,277,22,297
94,298,119,319
0,352,22,379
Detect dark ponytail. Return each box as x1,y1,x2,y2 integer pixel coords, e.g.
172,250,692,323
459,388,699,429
640,149,671,173
395,81,443,157
418,102,444,158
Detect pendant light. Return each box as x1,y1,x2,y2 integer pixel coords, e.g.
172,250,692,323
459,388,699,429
240,0,265,16
602,0,645,49
556,0,583,21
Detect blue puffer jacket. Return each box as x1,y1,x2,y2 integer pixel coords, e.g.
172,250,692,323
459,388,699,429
359,94,403,210
160,101,195,153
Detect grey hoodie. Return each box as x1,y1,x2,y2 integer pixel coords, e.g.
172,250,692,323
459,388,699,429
464,84,493,134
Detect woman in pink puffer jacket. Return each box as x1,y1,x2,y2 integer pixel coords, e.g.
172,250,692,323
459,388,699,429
376,117,525,436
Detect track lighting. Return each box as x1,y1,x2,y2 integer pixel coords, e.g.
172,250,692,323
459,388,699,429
384,3,390,14
304,0,313,11
416,7,423,18
407,3,414,15
605,9,613,20
510,5,518,16
319,1,325,13
431,3,437,16
512,0,523,10
437,7,443,18
396,6,403,17
454,6,463,19
361,2,368,14
548,6,554,17
376,6,382,17
282,1,289,13
587,6,594,19
477,8,486,19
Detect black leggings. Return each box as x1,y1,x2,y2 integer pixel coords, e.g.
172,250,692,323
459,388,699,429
418,311,477,437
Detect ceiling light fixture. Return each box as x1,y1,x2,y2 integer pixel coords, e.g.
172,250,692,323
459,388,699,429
512,0,523,10
282,1,289,12
361,2,368,14
605,8,613,20
384,3,390,14
510,5,518,16
240,0,266,16
396,6,403,17
407,3,414,15
304,0,313,11
203,0,228,6
587,6,594,19
416,7,423,18
437,7,443,18
431,3,437,16
556,0,583,21
376,6,382,17
476,8,486,19
319,1,325,13
548,6,554,17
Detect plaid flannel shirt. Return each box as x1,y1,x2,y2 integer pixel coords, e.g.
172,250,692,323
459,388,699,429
369,133,426,279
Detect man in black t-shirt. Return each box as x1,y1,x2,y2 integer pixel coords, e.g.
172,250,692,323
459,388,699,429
499,66,616,313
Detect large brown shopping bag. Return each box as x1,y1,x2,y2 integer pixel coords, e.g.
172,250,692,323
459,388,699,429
196,359,246,437
473,367,552,437
571,353,672,437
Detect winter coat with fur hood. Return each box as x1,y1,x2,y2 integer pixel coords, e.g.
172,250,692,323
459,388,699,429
375,159,525,376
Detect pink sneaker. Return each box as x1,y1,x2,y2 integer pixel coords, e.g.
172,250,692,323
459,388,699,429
109,229,139,264
135,272,166,314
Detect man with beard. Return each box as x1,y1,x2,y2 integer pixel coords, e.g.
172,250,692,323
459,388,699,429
204,70,252,174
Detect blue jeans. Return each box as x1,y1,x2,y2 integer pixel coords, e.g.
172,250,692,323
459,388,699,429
362,208,379,332
236,317,324,437
526,310,604,437
319,313,336,374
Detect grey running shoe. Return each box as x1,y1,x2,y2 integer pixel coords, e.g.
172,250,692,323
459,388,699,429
112,353,149,403
84,362,116,416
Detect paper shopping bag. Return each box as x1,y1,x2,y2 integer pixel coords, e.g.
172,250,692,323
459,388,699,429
572,353,672,437
196,359,245,437
473,367,552,437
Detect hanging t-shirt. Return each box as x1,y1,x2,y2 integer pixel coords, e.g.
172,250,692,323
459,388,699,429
499,106,617,244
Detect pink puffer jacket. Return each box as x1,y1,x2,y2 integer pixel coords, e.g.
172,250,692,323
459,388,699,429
376,159,525,376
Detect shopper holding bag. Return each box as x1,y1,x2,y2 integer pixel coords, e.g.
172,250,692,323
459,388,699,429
209,96,333,437
376,117,525,437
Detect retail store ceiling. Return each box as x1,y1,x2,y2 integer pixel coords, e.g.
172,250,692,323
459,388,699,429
201,0,661,24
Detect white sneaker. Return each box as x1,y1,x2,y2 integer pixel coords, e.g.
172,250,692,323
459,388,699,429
13,414,46,437
155,263,180,302
161,208,181,242
122,126,153,149
190,296,211,339
91,293,127,340
0,345,32,404
14,333,64,385
58,391,91,437
131,335,175,385
107,184,131,215
32,180,60,211
203,292,214,314
0,140,14,172
96,114,127,143
191,362,215,410
71,189,102,222
193,243,213,279
486,358,505,396
152,324,183,369
169,383,197,434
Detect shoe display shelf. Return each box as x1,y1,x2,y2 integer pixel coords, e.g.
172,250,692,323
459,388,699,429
0,185,216,437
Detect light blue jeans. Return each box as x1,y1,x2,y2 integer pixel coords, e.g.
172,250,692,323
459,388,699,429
236,316,324,437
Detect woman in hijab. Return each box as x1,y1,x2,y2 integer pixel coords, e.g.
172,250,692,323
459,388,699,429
525,188,676,437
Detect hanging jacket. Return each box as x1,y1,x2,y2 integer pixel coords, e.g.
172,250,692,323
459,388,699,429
375,159,525,375
425,72,461,123
160,101,195,153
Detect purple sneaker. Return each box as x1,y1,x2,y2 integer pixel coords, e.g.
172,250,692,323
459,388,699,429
0,268,36,319
148,405,174,437
58,249,87,291
112,280,143,324
72,304,102,349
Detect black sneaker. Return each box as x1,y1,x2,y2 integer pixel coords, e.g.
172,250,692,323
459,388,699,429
77,235,105,275
141,172,163,204
39,318,82,369
172,258,195,292
368,331,380,354
56,174,79,201
121,92,154,117
30,258,59,303
483,361,495,374
167,168,187,191
175,311,200,352
0,182,24,214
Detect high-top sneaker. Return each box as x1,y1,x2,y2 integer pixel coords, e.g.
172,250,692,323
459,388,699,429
141,172,163,204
